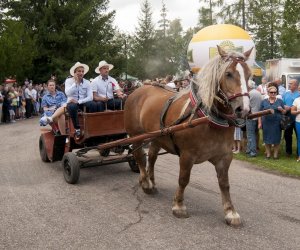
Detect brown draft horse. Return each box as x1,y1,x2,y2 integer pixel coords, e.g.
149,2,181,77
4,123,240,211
124,46,253,226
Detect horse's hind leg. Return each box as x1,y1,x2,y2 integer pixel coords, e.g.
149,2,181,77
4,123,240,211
172,154,193,218
212,155,241,227
147,141,161,189
132,142,155,194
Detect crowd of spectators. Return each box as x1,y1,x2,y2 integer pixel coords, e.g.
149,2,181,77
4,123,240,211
0,79,58,124
233,77,300,161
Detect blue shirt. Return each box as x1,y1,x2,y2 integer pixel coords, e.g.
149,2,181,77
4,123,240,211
283,90,300,121
64,77,93,104
283,90,300,107
41,90,67,109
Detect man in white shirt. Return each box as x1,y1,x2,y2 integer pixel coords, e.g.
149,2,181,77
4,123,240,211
24,84,34,118
31,85,38,115
65,62,95,136
91,60,125,112
165,75,176,89
0,85,3,123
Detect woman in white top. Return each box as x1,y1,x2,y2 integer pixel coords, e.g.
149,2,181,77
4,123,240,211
291,97,300,161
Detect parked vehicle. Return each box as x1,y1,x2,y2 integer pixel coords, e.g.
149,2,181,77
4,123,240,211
265,58,300,88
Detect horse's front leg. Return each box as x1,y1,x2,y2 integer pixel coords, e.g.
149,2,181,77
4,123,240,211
211,154,241,227
132,143,154,194
172,154,194,218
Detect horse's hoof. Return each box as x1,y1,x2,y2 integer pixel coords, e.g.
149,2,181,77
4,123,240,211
142,187,157,194
172,205,189,218
141,179,156,194
225,211,241,227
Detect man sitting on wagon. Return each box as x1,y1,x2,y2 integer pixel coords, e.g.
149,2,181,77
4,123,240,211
39,79,67,135
65,62,95,137
91,60,126,112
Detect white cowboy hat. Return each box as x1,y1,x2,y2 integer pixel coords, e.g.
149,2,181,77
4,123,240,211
70,62,89,76
95,60,114,73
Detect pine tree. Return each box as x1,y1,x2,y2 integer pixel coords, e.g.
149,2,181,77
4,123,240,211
157,0,170,39
219,0,249,29
131,0,156,79
197,0,224,29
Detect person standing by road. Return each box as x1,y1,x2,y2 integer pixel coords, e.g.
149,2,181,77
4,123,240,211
65,62,95,137
283,79,300,156
0,85,4,123
256,76,268,98
259,85,286,159
291,94,300,162
24,84,34,118
91,60,125,112
246,80,262,157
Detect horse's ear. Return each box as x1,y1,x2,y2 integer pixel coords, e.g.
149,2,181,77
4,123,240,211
243,47,253,60
217,45,227,58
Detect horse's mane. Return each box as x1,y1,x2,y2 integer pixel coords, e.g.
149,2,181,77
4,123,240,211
195,51,246,110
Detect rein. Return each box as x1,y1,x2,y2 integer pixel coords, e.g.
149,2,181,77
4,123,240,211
214,88,249,108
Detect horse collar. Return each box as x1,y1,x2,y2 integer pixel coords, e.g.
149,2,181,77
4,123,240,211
190,82,230,128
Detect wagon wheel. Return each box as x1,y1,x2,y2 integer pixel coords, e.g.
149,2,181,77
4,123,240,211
39,135,50,162
62,152,81,184
128,148,140,173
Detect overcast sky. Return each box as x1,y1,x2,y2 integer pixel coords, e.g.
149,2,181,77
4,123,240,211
108,0,201,34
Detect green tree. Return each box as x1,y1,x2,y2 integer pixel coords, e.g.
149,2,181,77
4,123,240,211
151,0,173,77
130,0,156,79
0,20,36,82
157,0,169,39
249,0,283,61
166,19,186,72
197,0,224,29
280,0,300,57
219,0,249,29
1,0,117,82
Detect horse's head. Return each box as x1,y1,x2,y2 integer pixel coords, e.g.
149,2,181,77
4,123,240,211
195,46,253,126
217,46,253,120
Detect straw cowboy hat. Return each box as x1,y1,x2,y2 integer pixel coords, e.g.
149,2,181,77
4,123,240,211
70,62,89,76
95,60,114,73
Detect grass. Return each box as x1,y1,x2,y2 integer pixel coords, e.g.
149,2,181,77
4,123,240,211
233,131,300,178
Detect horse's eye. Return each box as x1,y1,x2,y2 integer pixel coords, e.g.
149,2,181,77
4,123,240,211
225,72,232,78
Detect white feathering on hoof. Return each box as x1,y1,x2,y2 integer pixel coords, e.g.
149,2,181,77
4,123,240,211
225,211,241,226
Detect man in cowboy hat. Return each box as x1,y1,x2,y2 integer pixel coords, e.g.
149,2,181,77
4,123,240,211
91,60,125,112
65,62,95,137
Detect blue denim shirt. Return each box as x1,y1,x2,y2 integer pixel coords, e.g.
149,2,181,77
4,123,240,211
41,90,67,109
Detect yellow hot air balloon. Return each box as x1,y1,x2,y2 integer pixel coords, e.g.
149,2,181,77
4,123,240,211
187,24,256,74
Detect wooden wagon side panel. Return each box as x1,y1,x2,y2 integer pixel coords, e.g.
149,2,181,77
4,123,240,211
83,111,126,139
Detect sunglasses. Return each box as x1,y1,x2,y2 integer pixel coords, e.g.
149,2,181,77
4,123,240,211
269,92,277,94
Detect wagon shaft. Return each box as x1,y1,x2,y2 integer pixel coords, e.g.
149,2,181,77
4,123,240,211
97,116,210,150
97,109,273,151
